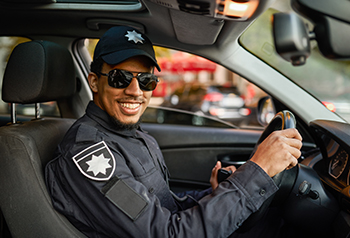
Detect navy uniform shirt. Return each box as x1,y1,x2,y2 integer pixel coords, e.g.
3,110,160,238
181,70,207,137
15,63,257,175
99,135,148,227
45,101,278,238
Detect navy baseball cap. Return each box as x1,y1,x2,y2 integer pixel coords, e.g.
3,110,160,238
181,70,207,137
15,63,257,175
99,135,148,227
93,26,161,72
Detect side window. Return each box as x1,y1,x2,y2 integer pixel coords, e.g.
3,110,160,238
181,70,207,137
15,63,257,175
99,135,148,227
0,37,60,118
84,39,267,128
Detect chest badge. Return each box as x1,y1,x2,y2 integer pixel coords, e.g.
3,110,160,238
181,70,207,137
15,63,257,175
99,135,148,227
72,141,116,181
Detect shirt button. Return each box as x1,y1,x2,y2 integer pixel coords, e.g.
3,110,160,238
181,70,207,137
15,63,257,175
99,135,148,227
149,188,155,193
259,189,266,196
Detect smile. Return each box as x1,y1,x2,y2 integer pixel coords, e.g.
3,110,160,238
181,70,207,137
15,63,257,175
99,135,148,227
120,102,141,109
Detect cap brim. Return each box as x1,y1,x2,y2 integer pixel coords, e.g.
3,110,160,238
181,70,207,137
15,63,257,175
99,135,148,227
101,48,161,72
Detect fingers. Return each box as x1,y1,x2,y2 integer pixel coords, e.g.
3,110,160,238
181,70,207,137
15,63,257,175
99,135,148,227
284,147,299,170
281,130,303,168
210,161,222,190
210,162,237,190
289,143,302,159
224,165,237,174
210,162,219,182
213,161,222,171
272,129,302,155
277,130,302,170
286,157,298,170
251,128,303,177
288,138,303,151
281,128,303,142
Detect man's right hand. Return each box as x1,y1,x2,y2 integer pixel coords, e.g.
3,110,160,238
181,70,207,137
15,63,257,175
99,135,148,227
250,128,303,177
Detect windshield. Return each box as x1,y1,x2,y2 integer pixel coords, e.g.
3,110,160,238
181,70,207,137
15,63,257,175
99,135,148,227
239,7,350,123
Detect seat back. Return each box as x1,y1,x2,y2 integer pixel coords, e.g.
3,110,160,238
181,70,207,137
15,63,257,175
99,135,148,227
0,41,85,237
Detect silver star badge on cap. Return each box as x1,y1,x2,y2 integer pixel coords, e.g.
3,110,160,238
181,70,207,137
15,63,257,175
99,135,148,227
125,30,144,44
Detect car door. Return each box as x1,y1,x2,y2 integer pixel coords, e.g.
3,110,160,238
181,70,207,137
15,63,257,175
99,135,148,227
141,109,262,193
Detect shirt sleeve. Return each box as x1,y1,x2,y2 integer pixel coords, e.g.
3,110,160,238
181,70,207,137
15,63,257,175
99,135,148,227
47,142,278,238
174,188,213,210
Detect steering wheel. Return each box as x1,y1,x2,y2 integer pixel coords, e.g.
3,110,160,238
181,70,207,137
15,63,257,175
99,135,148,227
236,110,298,233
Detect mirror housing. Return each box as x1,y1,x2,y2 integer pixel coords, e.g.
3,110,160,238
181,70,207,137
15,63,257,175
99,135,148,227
257,96,276,127
272,12,311,66
292,0,350,60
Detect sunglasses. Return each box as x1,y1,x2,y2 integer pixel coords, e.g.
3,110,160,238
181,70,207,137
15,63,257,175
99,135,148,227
99,69,159,91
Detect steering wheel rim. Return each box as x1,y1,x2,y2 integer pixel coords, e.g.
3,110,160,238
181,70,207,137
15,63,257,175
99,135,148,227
236,110,298,233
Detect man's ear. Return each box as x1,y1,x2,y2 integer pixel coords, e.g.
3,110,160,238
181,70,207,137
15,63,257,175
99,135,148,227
88,72,99,93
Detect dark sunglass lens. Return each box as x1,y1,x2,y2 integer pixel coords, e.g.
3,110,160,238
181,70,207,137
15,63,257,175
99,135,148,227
138,74,158,91
108,70,131,88
107,69,158,91
144,80,158,91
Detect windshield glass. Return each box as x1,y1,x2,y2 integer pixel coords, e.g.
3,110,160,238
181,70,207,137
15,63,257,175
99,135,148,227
239,7,350,123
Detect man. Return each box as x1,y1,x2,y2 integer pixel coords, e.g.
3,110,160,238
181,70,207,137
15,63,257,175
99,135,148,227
45,26,302,237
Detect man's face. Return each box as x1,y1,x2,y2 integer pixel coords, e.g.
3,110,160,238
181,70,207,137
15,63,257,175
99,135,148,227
88,56,154,126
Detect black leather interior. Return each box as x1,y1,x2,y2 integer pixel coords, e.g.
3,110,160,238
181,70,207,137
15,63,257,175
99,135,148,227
0,41,84,237
2,40,76,104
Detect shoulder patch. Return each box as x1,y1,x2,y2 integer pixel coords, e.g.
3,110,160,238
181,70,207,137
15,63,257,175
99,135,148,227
72,141,116,181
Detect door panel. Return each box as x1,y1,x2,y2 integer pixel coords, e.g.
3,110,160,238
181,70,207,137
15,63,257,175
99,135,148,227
142,123,262,192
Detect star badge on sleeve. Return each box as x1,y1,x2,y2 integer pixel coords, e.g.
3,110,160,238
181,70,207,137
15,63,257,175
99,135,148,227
72,141,116,181
125,30,144,44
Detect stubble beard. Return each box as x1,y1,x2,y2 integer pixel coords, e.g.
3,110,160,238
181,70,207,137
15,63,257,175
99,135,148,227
110,115,142,131
109,96,147,130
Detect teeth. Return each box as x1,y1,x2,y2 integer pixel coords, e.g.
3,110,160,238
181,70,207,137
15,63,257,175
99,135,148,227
120,103,140,109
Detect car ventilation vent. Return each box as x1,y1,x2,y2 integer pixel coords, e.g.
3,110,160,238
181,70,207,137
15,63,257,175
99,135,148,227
177,0,210,15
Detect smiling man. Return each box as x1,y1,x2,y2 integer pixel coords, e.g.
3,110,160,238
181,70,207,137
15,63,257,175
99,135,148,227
89,56,154,128
45,26,302,238
88,27,160,129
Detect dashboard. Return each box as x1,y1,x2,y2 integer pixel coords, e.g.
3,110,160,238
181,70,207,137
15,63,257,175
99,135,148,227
308,120,350,193
282,119,350,236
329,144,349,186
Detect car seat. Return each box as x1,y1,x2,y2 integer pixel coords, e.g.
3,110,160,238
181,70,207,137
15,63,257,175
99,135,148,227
0,41,85,237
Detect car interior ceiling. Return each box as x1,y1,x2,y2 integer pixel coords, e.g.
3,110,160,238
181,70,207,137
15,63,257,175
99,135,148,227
0,0,348,60
0,0,273,58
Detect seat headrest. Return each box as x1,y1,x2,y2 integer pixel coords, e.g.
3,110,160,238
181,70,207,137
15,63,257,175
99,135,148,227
2,40,76,104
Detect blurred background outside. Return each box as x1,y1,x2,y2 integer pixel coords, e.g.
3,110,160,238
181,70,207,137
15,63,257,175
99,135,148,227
0,37,266,127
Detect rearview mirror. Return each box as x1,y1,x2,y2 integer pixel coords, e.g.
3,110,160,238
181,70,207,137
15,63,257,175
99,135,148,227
272,12,311,66
292,0,350,60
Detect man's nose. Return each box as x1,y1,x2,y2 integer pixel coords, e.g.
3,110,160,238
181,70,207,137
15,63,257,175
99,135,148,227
124,77,142,96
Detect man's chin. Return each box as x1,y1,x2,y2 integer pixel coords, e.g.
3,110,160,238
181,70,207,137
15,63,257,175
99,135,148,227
110,116,142,130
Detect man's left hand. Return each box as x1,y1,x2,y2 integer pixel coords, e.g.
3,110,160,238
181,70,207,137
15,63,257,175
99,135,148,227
210,161,236,190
